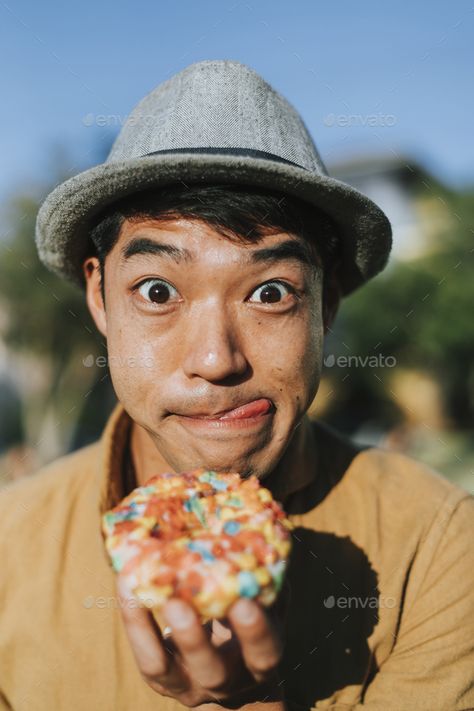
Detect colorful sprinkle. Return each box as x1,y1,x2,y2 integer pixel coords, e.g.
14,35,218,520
237,570,260,598
223,520,241,535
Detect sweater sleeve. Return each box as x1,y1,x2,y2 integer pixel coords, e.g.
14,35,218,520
347,493,474,711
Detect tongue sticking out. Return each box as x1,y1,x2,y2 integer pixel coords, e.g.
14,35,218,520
217,398,273,420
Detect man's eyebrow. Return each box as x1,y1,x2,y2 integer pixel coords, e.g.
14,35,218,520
120,235,316,268
249,239,317,268
120,237,193,264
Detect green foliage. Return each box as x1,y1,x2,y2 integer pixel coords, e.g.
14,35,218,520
0,193,104,392
328,187,474,429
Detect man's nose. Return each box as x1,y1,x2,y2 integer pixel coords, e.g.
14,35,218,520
181,303,248,382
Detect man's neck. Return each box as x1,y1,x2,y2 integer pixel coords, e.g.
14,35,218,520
129,420,174,488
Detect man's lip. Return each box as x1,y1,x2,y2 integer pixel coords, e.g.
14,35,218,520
175,398,274,421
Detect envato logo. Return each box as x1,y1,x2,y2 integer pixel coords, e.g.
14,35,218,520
324,354,396,369
82,354,155,369
323,595,396,609
83,595,153,610
323,113,397,128
82,108,174,128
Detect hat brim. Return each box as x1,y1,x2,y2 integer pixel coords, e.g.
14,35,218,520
35,152,392,296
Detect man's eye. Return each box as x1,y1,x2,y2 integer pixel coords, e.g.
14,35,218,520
136,279,179,304
248,281,294,304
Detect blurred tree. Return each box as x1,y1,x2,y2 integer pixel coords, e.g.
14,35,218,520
0,136,115,461
324,187,474,433
419,190,474,427
0,194,100,369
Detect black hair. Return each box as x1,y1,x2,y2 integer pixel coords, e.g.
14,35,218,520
87,182,341,305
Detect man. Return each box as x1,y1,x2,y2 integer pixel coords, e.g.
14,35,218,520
0,60,472,711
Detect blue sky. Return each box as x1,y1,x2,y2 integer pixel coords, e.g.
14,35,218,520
0,0,473,207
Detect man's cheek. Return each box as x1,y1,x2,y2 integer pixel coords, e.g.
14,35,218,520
282,334,322,409
268,326,321,385
106,339,159,403
109,321,161,370
108,360,145,402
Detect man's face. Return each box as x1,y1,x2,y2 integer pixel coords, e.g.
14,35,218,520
84,217,329,479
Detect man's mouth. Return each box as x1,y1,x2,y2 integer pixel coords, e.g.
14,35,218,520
174,398,274,421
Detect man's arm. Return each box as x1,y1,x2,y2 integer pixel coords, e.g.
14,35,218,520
342,494,474,710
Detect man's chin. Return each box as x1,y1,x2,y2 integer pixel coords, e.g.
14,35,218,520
160,443,275,480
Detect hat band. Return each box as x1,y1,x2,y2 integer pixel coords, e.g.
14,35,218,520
142,146,308,171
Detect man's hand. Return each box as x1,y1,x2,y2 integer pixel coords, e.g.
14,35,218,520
117,576,286,708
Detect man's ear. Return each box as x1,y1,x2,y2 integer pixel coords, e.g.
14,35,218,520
83,257,107,338
322,267,341,334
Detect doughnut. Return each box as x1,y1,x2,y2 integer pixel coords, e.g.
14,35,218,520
102,468,293,623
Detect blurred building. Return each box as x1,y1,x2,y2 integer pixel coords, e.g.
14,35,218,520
329,154,455,261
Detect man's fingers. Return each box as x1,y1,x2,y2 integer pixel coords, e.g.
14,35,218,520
228,598,283,682
117,577,187,694
163,599,229,692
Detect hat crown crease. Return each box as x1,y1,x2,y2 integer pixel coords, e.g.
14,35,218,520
107,59,326,174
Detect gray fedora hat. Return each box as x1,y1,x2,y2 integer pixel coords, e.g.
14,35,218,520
35,59,392,296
